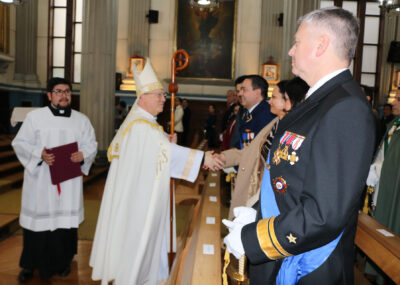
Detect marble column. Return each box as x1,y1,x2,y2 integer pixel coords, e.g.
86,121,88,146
80,0,119,165
281,0,319,80
14,0,39,85
128,0,151,57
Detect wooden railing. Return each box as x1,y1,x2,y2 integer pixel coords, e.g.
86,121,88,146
355,212,400,284
169,171,222,285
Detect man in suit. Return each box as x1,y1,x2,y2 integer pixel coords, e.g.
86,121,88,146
235,75,275,150
223,7,375,284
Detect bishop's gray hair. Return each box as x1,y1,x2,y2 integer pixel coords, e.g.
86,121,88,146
298,7,359,62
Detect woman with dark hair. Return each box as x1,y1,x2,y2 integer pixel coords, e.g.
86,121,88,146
218,77,309,218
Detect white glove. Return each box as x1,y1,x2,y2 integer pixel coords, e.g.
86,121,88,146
223,222,245,259
222,207,256,232
233,207,257,224
222,207,257,259
366,165,379,187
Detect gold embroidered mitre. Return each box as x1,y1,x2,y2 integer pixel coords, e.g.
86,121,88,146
107,59,164,162
132,58,163,98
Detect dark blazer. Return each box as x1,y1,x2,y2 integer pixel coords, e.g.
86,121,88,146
182,107,191,132
241,70,376,284
235,100,275,149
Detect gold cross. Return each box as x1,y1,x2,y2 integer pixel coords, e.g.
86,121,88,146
288,152,298,165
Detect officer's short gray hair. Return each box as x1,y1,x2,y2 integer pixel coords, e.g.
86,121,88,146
298,7,359,63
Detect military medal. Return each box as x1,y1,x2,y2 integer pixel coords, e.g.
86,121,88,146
281,145,289,161
288,151,298,165
273,131,306,166
241,130,255,147
273,145,282,165
273,177,287,194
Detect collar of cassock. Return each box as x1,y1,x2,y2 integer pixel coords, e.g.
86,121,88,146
48,104,71,117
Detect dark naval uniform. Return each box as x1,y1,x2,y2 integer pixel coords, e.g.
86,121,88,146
236,100,275,149
241,70,376,284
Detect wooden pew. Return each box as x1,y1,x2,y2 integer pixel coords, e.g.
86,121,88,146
355,212,400,284
170,171,222,285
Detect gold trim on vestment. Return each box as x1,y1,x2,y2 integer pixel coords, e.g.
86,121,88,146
181,149,198,180
256,217,292,260
122,119,163,137
140,82,164,94
156,146,169,179
107,119,164,162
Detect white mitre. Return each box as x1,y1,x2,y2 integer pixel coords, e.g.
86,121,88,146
107,58,164,161
133,58,164,97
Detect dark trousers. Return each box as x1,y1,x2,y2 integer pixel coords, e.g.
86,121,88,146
176,131,183,145
20,228,77,279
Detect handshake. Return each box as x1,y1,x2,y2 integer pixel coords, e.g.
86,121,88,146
203,151,226,171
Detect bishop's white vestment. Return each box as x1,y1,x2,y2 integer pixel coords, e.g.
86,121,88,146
12,107,98,232
90,105,203,285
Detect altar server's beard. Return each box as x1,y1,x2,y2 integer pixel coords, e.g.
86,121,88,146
56,103,71,111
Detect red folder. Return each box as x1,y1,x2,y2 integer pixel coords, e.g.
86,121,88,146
47,142,83,185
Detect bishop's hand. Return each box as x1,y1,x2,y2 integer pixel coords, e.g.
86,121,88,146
168,133,177,144
203,151,224,171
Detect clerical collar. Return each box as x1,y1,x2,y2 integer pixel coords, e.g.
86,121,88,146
137,106,157,122
305,68,348,100
48,104,71,117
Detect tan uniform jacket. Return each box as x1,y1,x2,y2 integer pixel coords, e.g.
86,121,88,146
222,117,279,219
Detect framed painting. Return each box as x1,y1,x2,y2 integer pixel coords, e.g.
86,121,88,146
175,0,236,81
263,64,279,84
396,70,400,90
127,57,145,78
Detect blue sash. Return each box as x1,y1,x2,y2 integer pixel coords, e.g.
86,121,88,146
260,156,342,285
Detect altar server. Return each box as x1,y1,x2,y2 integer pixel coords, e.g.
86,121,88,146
12,77,97,281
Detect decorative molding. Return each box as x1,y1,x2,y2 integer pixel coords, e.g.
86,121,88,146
0,52,13,73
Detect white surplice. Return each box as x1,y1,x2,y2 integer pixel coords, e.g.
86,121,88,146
11,107,97,231
90,105,203,285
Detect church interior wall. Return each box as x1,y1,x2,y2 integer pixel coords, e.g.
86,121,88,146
36,0,48,87
234,0,262,77
148,0,176,89
116,0,129,76
258,0,284,74
1,0,400,136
